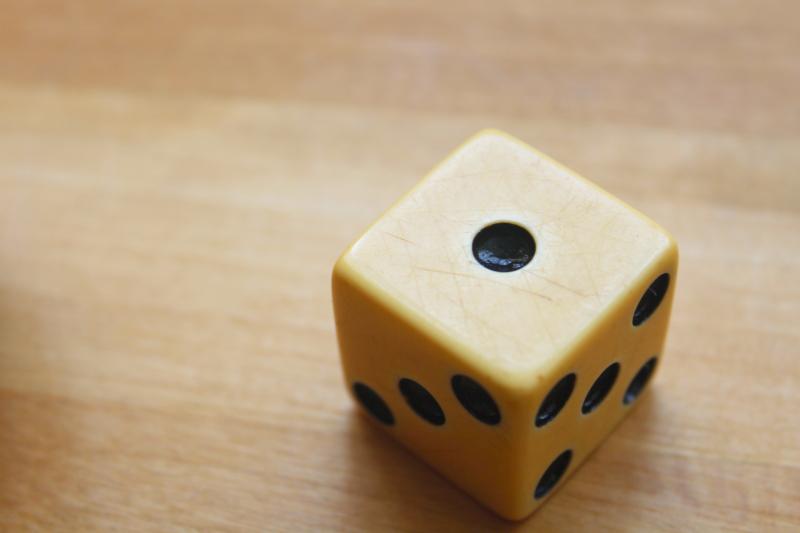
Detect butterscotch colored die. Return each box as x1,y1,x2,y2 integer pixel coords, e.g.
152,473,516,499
332,130,678,520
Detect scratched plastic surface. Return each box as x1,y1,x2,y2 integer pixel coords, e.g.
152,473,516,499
332,130,678,519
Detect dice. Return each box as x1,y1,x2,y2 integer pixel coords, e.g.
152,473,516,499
332,130,677,520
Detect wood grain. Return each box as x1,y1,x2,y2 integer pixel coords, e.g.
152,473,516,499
1,1,799,531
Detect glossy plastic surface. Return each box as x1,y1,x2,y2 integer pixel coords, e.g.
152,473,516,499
332,130,678,520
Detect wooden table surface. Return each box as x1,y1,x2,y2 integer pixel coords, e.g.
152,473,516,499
1,1,799,531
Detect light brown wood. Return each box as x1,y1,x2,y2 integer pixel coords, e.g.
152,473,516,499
1,1,798,531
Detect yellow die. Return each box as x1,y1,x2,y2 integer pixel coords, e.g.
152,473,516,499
332,130,678,520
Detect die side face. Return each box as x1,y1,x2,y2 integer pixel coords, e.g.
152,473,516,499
518,250,676,517
333,267,531,515
332,130,678,520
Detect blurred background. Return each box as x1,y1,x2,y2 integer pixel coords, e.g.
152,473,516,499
1,1,798,531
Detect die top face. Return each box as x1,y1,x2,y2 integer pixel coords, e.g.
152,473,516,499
337,130,676,389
